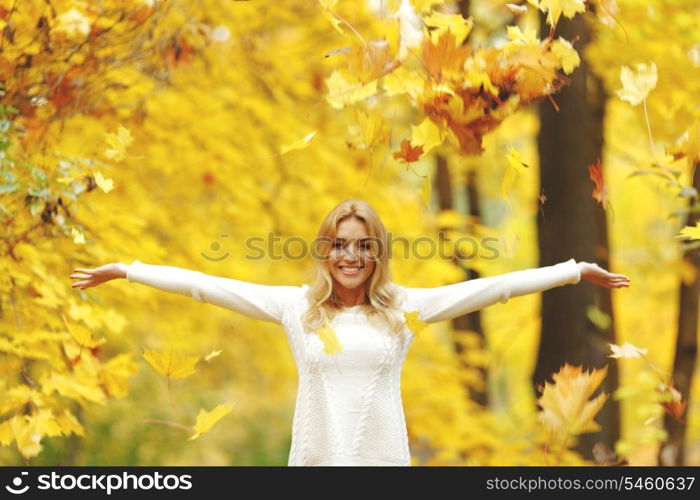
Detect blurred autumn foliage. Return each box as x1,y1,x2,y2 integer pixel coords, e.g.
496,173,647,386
1,0,698,466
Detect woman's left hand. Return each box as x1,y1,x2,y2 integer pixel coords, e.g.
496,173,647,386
577,261,630,289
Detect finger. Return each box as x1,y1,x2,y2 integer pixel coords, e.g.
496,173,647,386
70,273,90,279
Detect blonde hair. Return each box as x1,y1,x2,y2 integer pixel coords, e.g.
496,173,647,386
300,199,406,335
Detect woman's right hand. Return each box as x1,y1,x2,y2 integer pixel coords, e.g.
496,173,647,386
70,263,128,290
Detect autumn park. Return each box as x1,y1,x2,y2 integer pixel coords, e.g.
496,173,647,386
1,0,699,470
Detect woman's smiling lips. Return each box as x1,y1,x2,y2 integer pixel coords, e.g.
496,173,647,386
338,265,366,276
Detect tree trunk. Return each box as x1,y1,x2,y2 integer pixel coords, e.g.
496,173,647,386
658,160,700,466
533,11,620,461
435,154,489,407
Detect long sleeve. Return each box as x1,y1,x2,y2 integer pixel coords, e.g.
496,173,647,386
126,260,302,324
400,258,581,323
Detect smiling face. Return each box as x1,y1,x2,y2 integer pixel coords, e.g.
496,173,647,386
328,217,376,298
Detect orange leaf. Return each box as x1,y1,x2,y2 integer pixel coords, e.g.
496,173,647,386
393,139,423,163
346,38,401,83
588,158,608,207
420,29,471,82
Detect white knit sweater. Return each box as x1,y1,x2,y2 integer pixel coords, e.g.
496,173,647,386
126,258,581,466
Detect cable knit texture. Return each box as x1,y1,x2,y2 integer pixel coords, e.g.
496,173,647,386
126,258,581,466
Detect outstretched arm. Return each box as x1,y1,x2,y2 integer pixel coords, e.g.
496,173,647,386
401,258,629,323
70,260,301,324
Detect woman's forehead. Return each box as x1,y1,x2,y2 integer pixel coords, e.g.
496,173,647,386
336,218,369,238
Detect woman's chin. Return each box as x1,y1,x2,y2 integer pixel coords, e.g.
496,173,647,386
333,274,368,288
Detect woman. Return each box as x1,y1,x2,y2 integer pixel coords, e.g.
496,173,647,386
69,199,630,466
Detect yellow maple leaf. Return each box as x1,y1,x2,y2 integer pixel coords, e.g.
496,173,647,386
34,409,63,437
317,317,342,354
676,221,700,240
101,353,140,398
60,312,106,349
382,66,426,99
529,0,586,27
502,146,529,200
411,117,445,155
506,25,540,46
537,363,609,439
550,37,580,75
189,402,235,440
94,171,114,193
104,125,134,161
143,348,199,380
423,10,473,46
325,69,377,109
9,414,43,459
404,310,428,336
40,372,107,405
615,62,657,106
54,408,85,437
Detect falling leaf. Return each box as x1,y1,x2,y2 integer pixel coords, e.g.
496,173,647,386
657,380,686,420
393,139,423,163
502,146,528,200
346,38,400,82
61,315,106,349
551,37,580,74
60,312,105,365
506,3,528,14
94,171,114,193
189,402,235,440
587,305,612,330
349,110,388,150
588,158,608,207
420,29,472,82
666,119,700,169
71,227,85,244
279,131,317,154
607,342,648,359
411,117,445,154
537,363,609,439
325,69,378,109
316,317,342,354
104,125,134,161
528,0,587,27
422,10,473,47
676,221,700,240
101,353,139,398
404,310,428,336
506,25,540,46
9,415,43,459
615,62,657,106
204,350,222,362
143,348,199,380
